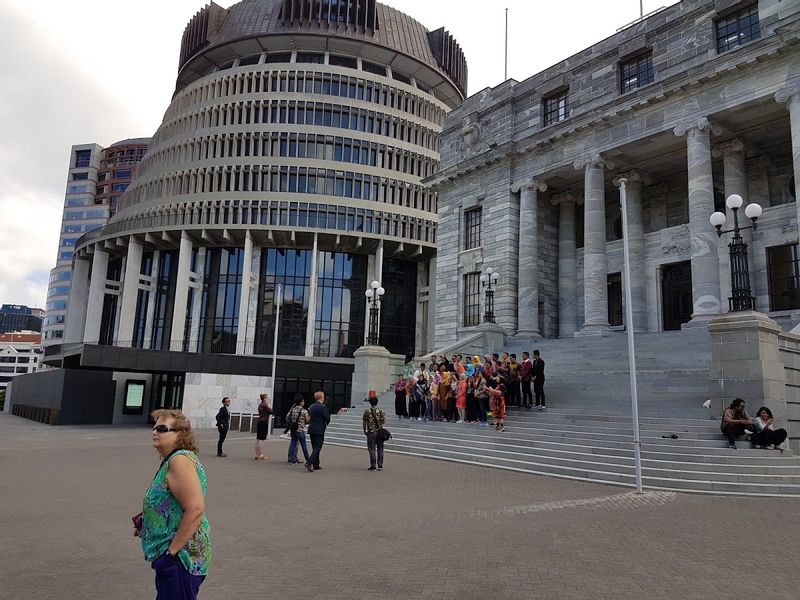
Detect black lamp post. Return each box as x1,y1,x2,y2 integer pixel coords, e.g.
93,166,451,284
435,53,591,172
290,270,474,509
709,193,762,312
365,280,385,345
480,267,499,323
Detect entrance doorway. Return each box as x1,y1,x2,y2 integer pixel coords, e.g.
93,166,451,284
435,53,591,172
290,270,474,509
149,373,184,419
661,261,692,331
607,273,623,326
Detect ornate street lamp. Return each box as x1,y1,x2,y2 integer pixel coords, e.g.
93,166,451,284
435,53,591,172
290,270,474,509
480,267,500,323
709,194,762,312
365,280,385,345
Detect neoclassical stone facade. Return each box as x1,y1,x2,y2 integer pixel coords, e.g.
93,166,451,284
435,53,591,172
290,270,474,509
429,0,800,346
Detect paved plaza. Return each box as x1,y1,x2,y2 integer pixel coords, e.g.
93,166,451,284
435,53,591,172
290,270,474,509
1,413,799,600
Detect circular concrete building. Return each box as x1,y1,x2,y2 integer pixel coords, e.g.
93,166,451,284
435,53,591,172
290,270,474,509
60,0,466,421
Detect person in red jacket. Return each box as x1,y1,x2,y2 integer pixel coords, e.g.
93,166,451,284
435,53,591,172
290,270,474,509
519,351,533,409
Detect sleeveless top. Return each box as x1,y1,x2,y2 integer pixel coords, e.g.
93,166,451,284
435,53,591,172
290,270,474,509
141,449,212,576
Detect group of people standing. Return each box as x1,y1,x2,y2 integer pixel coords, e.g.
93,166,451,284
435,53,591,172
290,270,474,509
393,350,546,432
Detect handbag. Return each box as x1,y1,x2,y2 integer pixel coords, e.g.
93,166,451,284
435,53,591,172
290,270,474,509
372,408,392,441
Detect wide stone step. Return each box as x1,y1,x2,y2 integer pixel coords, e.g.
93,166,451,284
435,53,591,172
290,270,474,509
325,435,800,496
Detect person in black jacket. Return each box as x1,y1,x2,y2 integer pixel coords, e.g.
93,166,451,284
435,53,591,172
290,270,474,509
306,391,331,471
533,350,546,410
215,397,231,456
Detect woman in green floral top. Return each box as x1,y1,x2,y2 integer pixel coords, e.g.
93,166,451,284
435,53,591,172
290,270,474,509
136,409,212,599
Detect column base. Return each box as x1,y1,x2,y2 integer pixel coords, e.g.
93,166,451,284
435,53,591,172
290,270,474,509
514,328,541,340
574,324,610,338
682,314,718,329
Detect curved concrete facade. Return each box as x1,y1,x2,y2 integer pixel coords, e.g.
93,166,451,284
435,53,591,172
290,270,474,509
69,0,465,360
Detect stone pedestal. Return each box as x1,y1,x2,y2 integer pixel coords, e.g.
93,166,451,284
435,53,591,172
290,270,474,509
476,321,506,356
707,311,787,421
351,345,392,408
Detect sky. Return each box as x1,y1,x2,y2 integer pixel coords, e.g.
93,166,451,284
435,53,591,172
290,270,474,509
0,0,678,309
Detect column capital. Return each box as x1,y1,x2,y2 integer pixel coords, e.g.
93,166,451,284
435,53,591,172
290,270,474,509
673,116,721,138
511,178,548,193
573,153,614,171
775,86,800,107
712,138,748,159
612,170,651,187
550,190,582,206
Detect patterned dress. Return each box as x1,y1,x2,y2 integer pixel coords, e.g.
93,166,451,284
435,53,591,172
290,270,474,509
141,449,212,576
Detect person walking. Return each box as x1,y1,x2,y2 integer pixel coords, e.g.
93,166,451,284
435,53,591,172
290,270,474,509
533,349,546,410
286,397,312,470
137,409,212,599
306,391,331,470
363,391,386,470
254,393,272,461
215,397,231,457
519,351,533,409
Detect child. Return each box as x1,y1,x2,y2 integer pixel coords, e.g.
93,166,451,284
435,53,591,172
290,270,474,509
456,374,467,423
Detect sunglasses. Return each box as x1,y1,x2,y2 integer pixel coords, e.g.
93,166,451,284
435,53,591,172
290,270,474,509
152,425,182,433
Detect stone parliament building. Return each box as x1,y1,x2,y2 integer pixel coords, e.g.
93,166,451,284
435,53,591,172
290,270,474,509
429,0,800,344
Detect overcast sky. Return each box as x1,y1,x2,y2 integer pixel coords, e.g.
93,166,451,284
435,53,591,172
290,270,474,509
0,0,678,309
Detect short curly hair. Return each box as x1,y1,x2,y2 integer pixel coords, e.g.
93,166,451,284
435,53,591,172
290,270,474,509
151,409,199,454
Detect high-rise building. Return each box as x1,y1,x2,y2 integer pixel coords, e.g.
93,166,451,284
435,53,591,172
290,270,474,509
37,0,466,425
43,139,149,345
0,305,44,334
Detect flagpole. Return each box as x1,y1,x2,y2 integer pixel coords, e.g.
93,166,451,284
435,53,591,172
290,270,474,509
504,8,508,81
618,178,644,494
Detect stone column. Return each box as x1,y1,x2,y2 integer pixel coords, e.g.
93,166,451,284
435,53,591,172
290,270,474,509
552,192,578,337
775,88,800,241
142,250,161,350
574,154,613,335
305,233,320,357
517,179,548,337
169,232,193,351
117,237,143,347
713,139,755,304
613,171,649,331
64,257,90,343
83,246,109,344
236,231,254,355
674,117,721,322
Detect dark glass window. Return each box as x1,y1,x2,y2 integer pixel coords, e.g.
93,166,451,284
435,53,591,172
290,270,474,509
131,252,154,349
328,54,357,69
239,54,260,66
255,249,311,356
379,258,417,354
767,244,800,311
273,376,352,428
716,4,760,53
543,89,568,126
98,259,123,346
463,273,481,327
111,183,128,192
196,248,244,354
620,52,654,93
296,52,325,64
314,252,367,358
464,208,482,250
151,250,178,351
114,169,132,179
74,149,91,168
264,52,292,63
72,172,89,181
361,61,386,76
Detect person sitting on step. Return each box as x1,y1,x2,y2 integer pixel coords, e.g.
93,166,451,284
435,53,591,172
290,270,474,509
751,406,788,450
720,398,752,449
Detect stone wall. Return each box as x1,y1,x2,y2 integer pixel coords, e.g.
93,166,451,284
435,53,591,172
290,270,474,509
182,372,271,428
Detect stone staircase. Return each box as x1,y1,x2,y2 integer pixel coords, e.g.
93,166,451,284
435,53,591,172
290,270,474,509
325,408,800,497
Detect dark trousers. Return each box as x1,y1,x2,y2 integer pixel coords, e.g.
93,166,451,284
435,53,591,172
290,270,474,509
534,380,546,407
394,391,408,417
308,433,325,467
216,425,228,455
466,393,478,422
478,396,489,422
507,381,520,406
521,380,533,406
408,397,420,419
152,552,204,600
366,431,384,468
721,423,747,444
752,428,788,447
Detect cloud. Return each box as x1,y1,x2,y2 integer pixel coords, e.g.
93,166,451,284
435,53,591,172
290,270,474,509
0,5,145,307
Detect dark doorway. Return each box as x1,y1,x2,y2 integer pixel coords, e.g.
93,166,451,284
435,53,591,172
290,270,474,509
149,373,184,419
607,273,623,326
661,261,692,331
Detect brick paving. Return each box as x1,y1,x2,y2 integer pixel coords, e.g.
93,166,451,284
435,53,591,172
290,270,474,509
1,413,799,599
